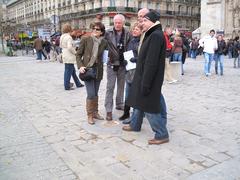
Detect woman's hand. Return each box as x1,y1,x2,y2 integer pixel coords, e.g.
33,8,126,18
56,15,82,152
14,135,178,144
79,67,86,73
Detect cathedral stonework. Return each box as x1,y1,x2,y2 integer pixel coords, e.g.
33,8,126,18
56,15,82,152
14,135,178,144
201,0,240,38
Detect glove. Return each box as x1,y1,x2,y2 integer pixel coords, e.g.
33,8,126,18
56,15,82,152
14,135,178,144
141,86,150,96
130,57,137,63
113,65,119,71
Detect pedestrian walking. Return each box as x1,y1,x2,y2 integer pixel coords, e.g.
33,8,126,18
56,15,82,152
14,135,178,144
123,10,169,145
214,35,227,75
33,36,46,60
60,24,84,90
164,25,177,83
43,37,51,60
104,14,132,121
199,29,218,76
76,22,108,125
232,36,240,68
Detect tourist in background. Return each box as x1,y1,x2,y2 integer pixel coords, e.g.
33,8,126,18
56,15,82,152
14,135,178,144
60,24,84,90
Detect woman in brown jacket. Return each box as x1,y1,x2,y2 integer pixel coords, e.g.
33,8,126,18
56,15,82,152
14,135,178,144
76,22,108,125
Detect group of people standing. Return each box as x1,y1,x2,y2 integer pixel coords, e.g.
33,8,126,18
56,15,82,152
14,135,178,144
60,8,169,145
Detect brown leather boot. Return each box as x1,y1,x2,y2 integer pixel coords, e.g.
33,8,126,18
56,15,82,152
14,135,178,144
92,97,104,120
86,99,95,125
106,112,113,121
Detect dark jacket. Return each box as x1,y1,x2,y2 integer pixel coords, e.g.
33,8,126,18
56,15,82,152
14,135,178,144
76,36,108,80
43,40,51,53
127,23,166,113
215,40,226,55
232,40,240,58
126,36,140,83
104,27,131,66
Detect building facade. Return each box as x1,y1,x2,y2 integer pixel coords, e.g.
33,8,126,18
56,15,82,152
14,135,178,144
6,0,200,35
200,0,240,38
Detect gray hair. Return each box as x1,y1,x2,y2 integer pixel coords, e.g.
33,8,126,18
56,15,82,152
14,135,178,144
113,14,125,23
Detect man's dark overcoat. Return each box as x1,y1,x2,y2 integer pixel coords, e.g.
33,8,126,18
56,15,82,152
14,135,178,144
127,23,166,113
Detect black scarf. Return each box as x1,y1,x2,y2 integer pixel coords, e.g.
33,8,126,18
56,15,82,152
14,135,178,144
114,28,125,65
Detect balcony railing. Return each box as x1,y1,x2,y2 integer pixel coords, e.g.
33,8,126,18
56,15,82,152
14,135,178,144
60,7,138,21
59,7,200,21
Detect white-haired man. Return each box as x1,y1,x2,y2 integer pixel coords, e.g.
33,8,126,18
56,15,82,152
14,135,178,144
104,14,132,120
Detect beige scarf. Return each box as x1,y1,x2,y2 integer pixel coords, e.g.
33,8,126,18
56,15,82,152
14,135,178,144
87,35,103,67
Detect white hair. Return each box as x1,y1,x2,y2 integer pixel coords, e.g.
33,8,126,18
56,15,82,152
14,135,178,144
113,14,125,23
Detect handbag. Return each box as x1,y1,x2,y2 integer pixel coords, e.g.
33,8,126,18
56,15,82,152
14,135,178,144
79,67,96,81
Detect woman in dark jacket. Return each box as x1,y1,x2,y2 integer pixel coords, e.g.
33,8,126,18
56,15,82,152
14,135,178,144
119,23,141,124
232,36,240,68
76,22,108,125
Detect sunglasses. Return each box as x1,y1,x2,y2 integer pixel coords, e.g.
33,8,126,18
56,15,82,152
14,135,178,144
93,27,101,31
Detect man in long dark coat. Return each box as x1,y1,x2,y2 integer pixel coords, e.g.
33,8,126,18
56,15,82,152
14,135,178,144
123,10,169,145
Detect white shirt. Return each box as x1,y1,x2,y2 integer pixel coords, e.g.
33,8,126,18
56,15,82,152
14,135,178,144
199,35,218,54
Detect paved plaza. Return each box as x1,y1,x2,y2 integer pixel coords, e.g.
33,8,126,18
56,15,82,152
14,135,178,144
0,55,240,180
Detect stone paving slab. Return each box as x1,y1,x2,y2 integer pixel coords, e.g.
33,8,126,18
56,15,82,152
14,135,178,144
0,56,240,180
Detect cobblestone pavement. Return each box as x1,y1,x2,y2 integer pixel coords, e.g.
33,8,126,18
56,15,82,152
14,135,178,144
0,56,240,180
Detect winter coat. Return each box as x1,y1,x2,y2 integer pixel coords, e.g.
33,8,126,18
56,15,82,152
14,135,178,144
60,33,76,64
127,23,166,113
232,40,240,58
215,40,226,55
43,41,51,53
76,36,108,80
104,28,132,66
33,38,43,51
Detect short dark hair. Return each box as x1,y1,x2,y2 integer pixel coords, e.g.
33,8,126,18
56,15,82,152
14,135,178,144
93,22,105,36
210,29,215,33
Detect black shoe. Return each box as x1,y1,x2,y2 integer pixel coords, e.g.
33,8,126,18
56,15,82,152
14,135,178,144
119,113,130,120
122,119,131,124
77,84,84,88
65,87,74,90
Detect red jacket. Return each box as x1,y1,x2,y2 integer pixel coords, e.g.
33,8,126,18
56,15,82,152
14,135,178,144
164,32,172,50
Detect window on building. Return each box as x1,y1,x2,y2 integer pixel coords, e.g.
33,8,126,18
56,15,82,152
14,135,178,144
125,0,129,7
187,6,190,15
109,17,113,26
75,0,78,3
110,0,115,7
156,3,160,10
91,1,94,9
147,1,151,9
178,5,182,14
100,0,102,8
138,1,142,9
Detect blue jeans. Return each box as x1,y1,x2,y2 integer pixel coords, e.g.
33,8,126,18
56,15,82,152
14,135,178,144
124,82,131,102
84,80,101,99
191,49,197,59
130,94,169,140
214,54,224,75
64,63,81,90
204,52,214,75
233,55,240,68
173,53,182,62
36,50,42,60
